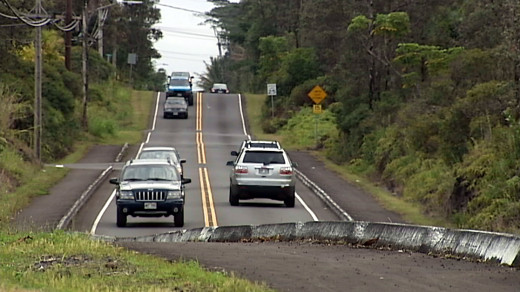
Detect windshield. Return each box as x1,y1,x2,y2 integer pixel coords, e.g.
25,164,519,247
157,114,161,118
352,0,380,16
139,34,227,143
122,165,180,181
169,79,190,87
138,151,179,163
171,72,190,78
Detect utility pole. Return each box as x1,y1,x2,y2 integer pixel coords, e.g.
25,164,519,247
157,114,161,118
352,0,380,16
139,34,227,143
82,0,89,129
214,28,222,57
34,0,42,161
65,0,72,70
98,9,104,56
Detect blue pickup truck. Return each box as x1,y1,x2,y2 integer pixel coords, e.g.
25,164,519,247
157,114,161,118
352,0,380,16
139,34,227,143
166,72,194,105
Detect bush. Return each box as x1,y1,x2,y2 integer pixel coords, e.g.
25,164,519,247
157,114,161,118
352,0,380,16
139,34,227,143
89,116,118,138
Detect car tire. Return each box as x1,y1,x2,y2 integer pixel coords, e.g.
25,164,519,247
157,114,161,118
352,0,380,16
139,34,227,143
174,209,184,227
229,185,239,206
163,113,168,119
116,207,127,227
188,95,194,106
184,113,188,119
284,187,295,208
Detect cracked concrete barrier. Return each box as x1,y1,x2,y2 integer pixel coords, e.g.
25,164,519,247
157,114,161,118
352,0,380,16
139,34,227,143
97,221,520,267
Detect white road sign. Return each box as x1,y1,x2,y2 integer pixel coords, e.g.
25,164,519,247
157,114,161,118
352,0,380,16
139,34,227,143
267,83,277,96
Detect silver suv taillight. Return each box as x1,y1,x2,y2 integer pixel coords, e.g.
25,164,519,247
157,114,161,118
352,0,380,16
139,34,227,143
235,165,248,174
279,167,293,175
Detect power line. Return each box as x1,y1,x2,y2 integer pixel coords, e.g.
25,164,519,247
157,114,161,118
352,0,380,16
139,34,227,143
0,0,80,31
0,0,52,27
154,3,206,16
155,26,215,38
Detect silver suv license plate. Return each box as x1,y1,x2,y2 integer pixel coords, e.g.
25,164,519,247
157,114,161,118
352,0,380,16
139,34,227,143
144,202,157,209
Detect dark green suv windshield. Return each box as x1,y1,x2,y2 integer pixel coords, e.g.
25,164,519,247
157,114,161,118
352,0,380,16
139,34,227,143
122,165,180,181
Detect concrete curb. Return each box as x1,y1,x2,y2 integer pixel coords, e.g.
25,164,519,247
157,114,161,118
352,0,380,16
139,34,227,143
70,142,520,267
56,143,128,230
94,221,520,267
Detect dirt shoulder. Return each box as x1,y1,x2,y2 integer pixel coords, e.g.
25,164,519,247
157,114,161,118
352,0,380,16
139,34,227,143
117,240,520,292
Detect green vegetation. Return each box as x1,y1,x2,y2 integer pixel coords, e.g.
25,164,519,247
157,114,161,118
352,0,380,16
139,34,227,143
246,93,451,228
208,1,520,234
0,88,271,291
0,231,272,292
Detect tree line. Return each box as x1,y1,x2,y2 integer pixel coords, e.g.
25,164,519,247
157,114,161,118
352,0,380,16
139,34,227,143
0,0,165,160
206,0,520,233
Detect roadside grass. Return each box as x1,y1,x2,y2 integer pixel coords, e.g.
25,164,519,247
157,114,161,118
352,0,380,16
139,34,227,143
0,147,68,231
0,231,273,292
0,89,273,291
244,93,453,228
244,93,283,142
90,88,156,145
98,90,156,145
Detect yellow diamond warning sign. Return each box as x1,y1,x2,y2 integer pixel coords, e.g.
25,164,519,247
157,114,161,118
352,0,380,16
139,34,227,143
308,85,327,104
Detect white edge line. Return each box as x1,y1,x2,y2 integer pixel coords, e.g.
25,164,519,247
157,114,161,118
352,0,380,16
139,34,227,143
296,192,318,221
57,166,113,230
91,92,161,235
136,142,145,159
90,189,116,235
237,93,316,220
238,93,249,138
151,91,160,131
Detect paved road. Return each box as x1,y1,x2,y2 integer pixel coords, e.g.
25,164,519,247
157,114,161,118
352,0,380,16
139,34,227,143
83,92,333,238
13,92,520,291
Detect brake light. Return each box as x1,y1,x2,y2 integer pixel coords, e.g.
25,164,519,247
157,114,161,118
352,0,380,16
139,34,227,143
235,166,248,174
279,167,293,175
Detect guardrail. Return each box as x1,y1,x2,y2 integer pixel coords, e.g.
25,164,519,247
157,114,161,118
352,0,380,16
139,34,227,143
294,168,353,221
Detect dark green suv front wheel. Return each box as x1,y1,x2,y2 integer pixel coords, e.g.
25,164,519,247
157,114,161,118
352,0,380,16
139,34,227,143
174,209,184,227
116,206,127,227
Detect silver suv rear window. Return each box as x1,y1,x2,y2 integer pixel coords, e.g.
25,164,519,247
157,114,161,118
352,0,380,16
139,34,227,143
242,151,285,164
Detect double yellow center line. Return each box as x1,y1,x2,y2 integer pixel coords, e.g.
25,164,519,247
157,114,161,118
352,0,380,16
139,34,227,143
196,92,218,227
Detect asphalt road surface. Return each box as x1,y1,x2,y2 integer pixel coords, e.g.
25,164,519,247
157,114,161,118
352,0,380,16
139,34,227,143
14,91,520,291
81,91,338,237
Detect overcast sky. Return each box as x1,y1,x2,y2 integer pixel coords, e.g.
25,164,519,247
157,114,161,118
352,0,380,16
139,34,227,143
153,0,223,79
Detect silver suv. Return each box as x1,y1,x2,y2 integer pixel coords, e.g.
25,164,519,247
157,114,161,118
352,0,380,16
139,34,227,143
226,140,297,207
109,159,192,227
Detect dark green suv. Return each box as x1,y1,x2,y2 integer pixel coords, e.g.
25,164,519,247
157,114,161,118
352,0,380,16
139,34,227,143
109,159,191,227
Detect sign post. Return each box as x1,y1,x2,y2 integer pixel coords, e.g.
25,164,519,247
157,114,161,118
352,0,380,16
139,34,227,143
307,85,327,146
267,83,277,117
